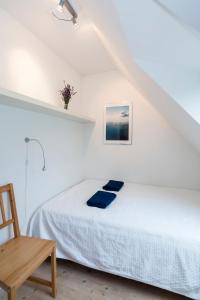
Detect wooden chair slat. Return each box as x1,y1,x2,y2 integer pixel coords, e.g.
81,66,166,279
0,184,11,193
0,219,14,229
0,184,20,237
0,193,6,223
8,184,20,238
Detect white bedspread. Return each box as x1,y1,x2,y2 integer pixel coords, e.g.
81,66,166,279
28,179,200,299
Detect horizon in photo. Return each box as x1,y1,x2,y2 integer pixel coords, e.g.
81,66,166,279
106,105,129,141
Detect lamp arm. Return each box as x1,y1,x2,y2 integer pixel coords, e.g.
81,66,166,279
24,137,46,171
32,139,46,171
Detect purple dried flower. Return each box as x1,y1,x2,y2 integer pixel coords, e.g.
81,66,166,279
59,81,77,104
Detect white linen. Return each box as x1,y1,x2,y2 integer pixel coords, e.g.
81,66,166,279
28,179,200,299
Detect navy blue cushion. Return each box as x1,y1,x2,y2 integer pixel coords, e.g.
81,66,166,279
87,191,116,209
103,180,124,192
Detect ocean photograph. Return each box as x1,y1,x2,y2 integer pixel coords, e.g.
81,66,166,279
105,105,130,141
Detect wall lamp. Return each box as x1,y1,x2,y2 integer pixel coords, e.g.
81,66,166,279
52,0,78,24
24,137,46,171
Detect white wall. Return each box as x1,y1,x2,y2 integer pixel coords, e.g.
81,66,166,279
0,9,85,243
0,8,81,114
81,71,200,189
0,104,85,243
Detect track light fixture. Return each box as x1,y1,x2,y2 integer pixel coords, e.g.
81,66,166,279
52,0,78,24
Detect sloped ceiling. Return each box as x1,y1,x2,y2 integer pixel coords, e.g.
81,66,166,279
0,0,115,75
81,0,200,152
157,0,200,34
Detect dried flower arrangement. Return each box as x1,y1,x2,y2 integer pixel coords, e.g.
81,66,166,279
59,81,77,110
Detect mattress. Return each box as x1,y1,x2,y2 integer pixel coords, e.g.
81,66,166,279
28,179,200,299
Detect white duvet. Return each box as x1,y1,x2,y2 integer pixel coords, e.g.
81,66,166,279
28,179,200,299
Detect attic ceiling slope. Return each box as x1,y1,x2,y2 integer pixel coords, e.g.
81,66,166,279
81,0,200,153
157,0,200,36
114,0,200,125
0,0,115,75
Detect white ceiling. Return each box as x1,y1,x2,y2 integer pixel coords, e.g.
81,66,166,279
114,0,200,68
0,0,115,75
157,0,200,35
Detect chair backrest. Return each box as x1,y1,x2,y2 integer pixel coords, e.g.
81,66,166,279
0,183,20,238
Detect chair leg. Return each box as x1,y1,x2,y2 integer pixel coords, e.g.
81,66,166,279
51,246,57,298
8,288,16,300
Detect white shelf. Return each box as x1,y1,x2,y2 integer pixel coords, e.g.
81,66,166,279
0,87,95,124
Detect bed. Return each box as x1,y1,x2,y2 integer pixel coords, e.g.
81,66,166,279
28,179,200,299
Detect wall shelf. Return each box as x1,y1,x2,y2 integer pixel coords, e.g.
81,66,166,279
0,87,95,124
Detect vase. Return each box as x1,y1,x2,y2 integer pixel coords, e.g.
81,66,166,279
64,102,69,110
63,97,70,110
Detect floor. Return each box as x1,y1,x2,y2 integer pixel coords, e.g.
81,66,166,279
0,259,189,300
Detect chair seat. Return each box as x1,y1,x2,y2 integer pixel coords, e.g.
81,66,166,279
0,236,55,289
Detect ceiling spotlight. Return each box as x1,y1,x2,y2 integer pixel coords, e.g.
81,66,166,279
52,0,78,24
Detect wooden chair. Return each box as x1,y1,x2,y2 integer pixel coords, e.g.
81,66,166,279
0,183,57,300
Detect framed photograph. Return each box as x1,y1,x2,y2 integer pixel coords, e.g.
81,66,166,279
104,103,132,145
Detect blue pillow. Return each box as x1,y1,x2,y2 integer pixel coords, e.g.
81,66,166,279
103,180,124,192
87,191,116,209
